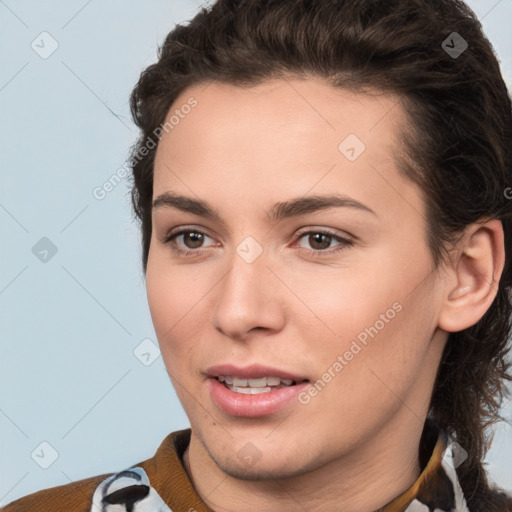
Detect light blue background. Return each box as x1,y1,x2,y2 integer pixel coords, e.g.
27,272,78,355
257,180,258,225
1,0,511,506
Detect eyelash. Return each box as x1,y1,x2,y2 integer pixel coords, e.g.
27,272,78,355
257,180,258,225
161,227,354,258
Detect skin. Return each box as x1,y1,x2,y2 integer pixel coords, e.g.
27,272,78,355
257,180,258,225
145,77,504,512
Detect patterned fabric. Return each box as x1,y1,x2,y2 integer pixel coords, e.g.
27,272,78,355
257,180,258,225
394,440,470,511
375,424,471,512
90,467,173,512
88,422,470,512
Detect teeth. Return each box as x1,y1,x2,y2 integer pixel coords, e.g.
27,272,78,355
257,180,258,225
216,376,297,390
231,386,272,394
247,377,267,387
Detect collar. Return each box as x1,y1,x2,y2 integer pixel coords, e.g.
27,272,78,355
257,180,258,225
378,419,470,511
90,420,470,512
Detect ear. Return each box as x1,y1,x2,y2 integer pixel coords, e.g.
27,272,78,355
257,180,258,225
438,219,505,333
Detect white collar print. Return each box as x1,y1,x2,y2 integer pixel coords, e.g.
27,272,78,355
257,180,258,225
380,422,471,512
402,443,470,511
90,467,173,512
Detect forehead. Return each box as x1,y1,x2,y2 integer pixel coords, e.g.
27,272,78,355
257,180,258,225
152,77,424,223
157,76,405,159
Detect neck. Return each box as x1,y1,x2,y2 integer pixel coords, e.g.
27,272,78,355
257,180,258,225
182,410,426,512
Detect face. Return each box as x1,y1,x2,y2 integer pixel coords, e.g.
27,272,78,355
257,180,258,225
146,77,449,480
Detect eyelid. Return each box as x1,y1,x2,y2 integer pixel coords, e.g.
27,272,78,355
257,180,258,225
160,225,217,247
291,228,355,254
293,226,354,241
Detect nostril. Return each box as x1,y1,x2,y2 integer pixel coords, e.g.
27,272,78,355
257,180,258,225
103,484,150,511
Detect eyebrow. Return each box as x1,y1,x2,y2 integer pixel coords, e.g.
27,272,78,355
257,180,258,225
152,192,377,222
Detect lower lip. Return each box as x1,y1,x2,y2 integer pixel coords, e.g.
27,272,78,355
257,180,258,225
207,378,310,418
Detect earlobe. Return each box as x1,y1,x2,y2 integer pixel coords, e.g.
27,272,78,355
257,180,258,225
438,219,505,333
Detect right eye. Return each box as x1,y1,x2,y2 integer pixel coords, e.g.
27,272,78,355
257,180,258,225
161,228,218,257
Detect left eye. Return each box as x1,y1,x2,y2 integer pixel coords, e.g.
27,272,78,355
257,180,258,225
294,230,354,256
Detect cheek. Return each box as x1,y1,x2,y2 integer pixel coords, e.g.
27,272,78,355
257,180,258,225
146,265,175,338
295,249,437,372
145,245,224,383
146,242,203,329
335,274,439,395
283,260,404,344
146,251,196,358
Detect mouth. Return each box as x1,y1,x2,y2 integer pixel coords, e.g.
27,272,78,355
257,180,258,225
206,364,310,417
206,364,309,395
214,375,308,394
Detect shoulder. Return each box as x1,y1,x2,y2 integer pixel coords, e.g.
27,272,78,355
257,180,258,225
0,430,189,512
0,458,159,512
0,458,162,512
0,471,116,512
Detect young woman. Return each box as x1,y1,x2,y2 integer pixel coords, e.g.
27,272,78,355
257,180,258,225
2,0,511,510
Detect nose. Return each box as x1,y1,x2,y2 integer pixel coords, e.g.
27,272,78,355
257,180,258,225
212,245,287,341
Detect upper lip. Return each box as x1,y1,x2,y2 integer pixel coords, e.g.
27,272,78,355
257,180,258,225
205,364,308,382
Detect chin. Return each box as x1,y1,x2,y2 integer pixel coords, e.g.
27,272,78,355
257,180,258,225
215,457,315,481
205,442,326,482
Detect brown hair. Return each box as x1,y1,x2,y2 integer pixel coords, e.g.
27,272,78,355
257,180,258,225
128,0,512,508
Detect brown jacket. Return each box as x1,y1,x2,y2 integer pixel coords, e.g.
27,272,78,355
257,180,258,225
0,429,207,512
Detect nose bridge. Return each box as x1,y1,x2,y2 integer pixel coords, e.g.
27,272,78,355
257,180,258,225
212,235,285,339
